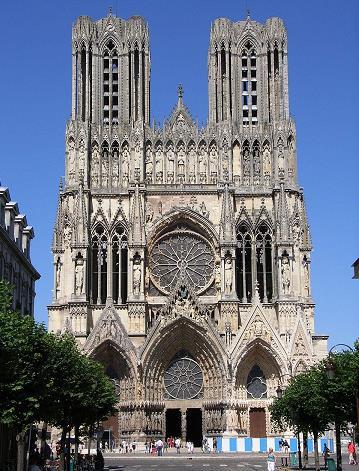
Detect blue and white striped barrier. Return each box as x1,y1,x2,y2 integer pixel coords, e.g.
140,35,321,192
210,436,334,453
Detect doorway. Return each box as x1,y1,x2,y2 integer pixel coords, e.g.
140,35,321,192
186,408,202,447
249,408,266,438
165,408,181,439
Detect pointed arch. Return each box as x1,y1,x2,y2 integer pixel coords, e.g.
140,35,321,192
140,287,228,401
234,339,282,400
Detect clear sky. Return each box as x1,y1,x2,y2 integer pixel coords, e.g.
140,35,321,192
0,0,358,348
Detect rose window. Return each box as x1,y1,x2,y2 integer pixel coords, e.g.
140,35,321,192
164,357,203,400
149,230,215,295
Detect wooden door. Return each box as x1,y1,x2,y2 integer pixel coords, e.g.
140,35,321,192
249,408,266,438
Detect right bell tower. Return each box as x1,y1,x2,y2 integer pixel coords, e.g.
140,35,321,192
208,16,289,126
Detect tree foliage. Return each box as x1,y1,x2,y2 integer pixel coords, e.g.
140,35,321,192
0,280,117,436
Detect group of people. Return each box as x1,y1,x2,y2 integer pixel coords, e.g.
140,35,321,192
144,436,183,455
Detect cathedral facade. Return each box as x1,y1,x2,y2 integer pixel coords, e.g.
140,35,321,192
48,12,327,444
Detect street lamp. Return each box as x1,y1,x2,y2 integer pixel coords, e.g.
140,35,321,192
325,343,358,471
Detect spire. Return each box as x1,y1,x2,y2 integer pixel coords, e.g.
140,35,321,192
129,184,145,246
52,178,64,251
277,179,290,242
177,83,184,108
300,193,312,250
73,177,88,246
220,184,235,243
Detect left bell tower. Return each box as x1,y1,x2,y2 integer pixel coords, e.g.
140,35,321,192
72,12,150,126
49,11,151,338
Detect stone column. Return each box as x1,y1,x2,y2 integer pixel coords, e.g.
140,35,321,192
181,409,187,443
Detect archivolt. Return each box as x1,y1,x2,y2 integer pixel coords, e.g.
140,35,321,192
140,316,227,402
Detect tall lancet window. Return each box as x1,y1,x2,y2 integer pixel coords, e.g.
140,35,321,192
241,41,257,126
112,225,128,304
236,224,253,303
91,225,108,304
256,224,273,303
103,39,119,125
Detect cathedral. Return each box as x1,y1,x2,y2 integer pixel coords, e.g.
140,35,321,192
48,11,328,446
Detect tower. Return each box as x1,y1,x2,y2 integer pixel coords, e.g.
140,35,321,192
49,12,327,446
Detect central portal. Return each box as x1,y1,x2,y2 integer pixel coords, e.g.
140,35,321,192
165,409,181,439
186,408,202,447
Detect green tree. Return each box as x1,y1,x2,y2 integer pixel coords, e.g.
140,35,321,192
270,367,330,471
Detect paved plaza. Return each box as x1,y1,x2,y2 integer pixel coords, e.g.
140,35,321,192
104,452,354,471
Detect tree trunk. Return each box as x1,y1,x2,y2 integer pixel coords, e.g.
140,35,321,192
87,425,93,458
40,422,47,459
335,421,342,471
74,424,79,466
303,431,309,468
314,431,320,471
66,429,71,471
297,431,303,469
59,426,67,471
16,430,26,471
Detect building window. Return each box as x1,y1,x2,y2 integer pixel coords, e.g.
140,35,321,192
112,225,128,304
241,42,257,125
236,222,273,303
91,225,108,304
103,40,119,125
236,224,252,303
246,365,267,399
256,224,273,302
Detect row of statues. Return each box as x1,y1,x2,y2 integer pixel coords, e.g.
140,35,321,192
66,139,295,186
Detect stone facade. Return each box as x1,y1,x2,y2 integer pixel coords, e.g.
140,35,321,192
0,186,39,315
48,12,328,442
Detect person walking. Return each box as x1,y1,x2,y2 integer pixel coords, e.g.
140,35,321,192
267,448,276,471
348,441,357,465
155,438,163,456
175,437,181,454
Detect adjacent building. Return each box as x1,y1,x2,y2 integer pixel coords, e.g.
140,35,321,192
0,186,39,315
48,12,328,445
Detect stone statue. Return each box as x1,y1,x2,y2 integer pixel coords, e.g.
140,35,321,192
134,139,141,170
177,143,185,178
112,149,119,187
145,144,153,181
198,144,208,182
102,149,109,187
166,143,175,174
64,225,72,248
199,201,209,218
155,144,163,181
146,202,153,223
91,143,100,187
224,256,233,295
278,138,285,171
303,257,310,296
122,145,130,180
188,142,196,175
243,148,251,177
133,257,141,296
78,139,86,173
263,144,271,176
281,255,290,294
56,258,62,291
209,143,217,175
75,258,84,295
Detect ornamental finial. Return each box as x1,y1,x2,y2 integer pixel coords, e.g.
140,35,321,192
177,83,183,99
109,6,113,16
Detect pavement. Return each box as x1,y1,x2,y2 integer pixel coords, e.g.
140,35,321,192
103,450,356,471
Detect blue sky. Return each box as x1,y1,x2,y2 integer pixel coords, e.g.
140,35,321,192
0,0,358,348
